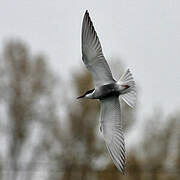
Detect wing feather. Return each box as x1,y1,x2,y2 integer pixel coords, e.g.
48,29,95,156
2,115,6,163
82,11,115,87
100,97,125,173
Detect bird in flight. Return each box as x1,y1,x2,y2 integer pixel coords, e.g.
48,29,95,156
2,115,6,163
77,10,136,174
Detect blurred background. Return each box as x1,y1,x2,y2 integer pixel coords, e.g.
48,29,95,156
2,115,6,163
0,1,180,180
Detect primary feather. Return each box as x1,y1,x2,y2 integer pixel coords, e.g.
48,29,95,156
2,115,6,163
82,10,115,87
100,97,125,173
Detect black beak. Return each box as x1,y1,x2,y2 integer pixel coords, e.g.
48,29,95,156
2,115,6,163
76,95,85,99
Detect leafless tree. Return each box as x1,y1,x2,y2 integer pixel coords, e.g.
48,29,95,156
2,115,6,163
0,41,57,180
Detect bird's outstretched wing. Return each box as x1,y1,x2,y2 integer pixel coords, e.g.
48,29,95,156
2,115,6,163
100,97,125,173
82,11,115,87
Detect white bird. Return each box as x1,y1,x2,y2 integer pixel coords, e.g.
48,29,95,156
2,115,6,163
77,10,136,173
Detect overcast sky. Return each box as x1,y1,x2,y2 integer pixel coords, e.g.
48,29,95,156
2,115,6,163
1,0,180,119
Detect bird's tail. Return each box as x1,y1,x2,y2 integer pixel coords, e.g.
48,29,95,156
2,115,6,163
117,69,136,108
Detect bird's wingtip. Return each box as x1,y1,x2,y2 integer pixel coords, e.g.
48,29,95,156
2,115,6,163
85,10,89,16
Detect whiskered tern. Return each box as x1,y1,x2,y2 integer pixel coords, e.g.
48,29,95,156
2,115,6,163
77,10,136,173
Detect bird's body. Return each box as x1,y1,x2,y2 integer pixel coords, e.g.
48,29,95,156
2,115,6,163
77,10,136,173
94,83,119,99
79,82,129,99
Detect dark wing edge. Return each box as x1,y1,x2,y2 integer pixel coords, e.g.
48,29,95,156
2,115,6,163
82,10,102,59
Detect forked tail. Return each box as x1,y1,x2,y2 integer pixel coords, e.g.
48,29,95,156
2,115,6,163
118,69,136,108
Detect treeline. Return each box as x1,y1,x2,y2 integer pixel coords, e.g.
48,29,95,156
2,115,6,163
0,41,179,180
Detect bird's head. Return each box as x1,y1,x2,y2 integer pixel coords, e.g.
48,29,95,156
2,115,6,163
77,89,95,99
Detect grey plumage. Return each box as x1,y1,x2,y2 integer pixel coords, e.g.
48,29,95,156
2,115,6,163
82,10,115,87
100,97,125,172
79,10,136,173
